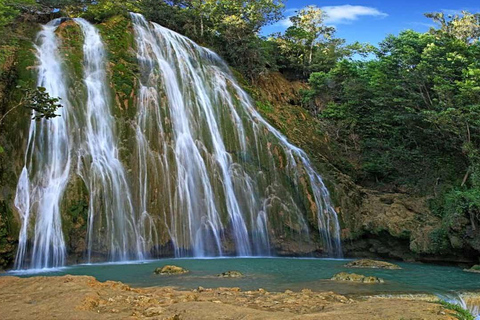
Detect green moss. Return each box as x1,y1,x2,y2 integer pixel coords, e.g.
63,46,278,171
56,21,85,79
61,175,89,257
96,15,139,169
427,228,451,254
0,200,19,269
98,15,138,118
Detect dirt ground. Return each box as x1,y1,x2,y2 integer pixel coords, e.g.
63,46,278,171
0,275,457,319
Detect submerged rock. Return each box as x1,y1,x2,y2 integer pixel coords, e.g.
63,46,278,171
154,265,189,275
331,272,385,283
344,259,401,270
464,265,480,273
217,270,243,278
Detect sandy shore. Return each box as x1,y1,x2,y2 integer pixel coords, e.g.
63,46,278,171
0,275,459,319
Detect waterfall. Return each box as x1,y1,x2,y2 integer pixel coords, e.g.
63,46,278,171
14,19,71,269
439,294,480,320
14,15,342,269
130,13,342,257
74,18,152,261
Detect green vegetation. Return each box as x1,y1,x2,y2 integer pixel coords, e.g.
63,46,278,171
439,300,475,320
1,1,480,261
20,86,63,121
299,11,480,255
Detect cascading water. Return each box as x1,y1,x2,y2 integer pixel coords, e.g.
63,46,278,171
73,18,153,262
14,19,71,269
14,14,342,269
130,13,342,257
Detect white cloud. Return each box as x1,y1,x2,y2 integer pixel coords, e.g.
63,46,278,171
322,5,388,24
274,18,293,28
271,5,387,29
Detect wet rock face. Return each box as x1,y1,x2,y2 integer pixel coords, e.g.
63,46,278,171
154,265,189,275
345,259,402,270
217,271,243,278
331,272,385,284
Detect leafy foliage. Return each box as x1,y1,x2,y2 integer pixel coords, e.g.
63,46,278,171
298,11,480,254
20,86,63,120
304,20,480,189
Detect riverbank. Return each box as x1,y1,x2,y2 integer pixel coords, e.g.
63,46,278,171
0,275,463,319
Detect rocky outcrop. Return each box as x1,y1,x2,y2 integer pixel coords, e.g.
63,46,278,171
331,272,385,284
345,259,401,270
154,265,189,275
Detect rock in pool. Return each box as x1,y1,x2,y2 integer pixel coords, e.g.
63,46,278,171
217,270,243,278
464,265,480,274
344,259,401,270
154,265,189,275
331,272,385,284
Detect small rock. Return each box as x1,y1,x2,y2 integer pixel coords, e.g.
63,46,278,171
217,270,243,278
363,276,385,284
464,265,480,273
344,259,401,270
154,265,189,275
143,307,164,317
331,272,385,284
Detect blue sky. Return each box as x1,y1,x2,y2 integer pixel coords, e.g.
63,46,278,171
262,1,480,45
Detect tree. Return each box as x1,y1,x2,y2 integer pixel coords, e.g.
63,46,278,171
426,11,480,44
303,14,480,188
290,5,334,65
0,87,63,125
275,5,338,78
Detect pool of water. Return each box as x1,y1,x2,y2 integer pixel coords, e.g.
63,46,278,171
5,257,480,295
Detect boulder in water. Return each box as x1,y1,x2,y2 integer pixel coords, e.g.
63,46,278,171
331,272,384,283
464,265,480,273
217,271,243,278
344,259,401,270
154,265,189,275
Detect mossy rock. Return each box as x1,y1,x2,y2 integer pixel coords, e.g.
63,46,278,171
344,259,402,270
217,270,243,278
464,265,480,274
331,272,385,284
154,265,189,275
